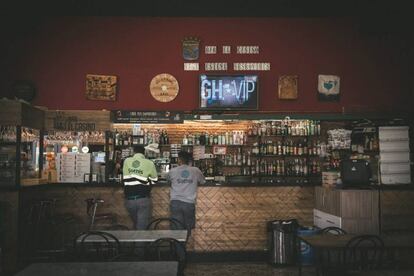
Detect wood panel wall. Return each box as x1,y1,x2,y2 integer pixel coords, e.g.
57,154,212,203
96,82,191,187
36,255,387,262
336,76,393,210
381,190,414,231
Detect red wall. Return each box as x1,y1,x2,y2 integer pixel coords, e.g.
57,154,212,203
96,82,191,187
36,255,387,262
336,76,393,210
1,17,411,113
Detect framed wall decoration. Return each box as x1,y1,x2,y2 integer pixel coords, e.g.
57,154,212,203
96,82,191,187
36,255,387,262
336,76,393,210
150,73,179,103
182,37,200,61
318,74,340,101
85,74,117,101
278,75,298,100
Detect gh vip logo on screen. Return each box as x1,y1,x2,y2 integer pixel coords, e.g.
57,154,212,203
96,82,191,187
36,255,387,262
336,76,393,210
200,75,258,108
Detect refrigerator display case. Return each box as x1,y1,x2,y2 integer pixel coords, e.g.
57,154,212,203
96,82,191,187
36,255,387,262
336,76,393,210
0,100,45,188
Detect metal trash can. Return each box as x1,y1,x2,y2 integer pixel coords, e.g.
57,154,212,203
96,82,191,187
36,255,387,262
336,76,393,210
267,219,298,265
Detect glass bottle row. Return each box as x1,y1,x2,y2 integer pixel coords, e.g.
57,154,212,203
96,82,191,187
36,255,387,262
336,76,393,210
182,131,247,146
248,120,321,137
252,139,324,156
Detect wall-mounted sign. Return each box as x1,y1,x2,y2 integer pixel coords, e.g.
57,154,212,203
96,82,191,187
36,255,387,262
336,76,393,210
150,73,179,103
184,63,199,71
233,63,270,71
318,74,340,101
199,74,258,110
278,75,298,100
113,110,184,124
213,146,227,155
222,46,231,54
205,63,228,71
45,110,111,131
182,37,200,60
85,74,117,101
236,46,260,54
205,46,217,54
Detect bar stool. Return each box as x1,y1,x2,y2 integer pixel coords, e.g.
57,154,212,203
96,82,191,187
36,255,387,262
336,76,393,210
25,199,77,261
85,198,116,230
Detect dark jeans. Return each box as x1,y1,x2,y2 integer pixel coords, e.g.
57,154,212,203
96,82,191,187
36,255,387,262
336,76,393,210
170,200,195,232
125,197,152,230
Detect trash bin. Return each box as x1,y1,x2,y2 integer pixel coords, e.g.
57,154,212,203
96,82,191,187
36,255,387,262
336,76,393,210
297,226,319,265
267,219,298,265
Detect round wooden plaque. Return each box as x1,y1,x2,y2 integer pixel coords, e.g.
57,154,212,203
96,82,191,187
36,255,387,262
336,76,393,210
150,73,179,102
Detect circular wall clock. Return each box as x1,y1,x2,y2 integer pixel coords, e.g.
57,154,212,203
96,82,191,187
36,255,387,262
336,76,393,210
150,73,179,103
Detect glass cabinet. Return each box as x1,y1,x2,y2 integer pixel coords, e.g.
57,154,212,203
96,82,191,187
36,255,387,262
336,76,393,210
0,125,42,188
0,100,45,188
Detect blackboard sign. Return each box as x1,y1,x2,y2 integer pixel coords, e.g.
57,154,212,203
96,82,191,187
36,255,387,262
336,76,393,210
113,110,184,124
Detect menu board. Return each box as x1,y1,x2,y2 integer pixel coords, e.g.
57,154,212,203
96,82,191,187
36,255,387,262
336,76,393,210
113,111,184,124
192,146,205,161
56,153,91,183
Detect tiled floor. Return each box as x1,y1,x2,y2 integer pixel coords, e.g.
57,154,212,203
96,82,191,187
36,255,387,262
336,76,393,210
184,262,414,276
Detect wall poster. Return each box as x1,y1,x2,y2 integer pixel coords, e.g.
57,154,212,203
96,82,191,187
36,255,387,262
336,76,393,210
85,74,117,101
278,75,298,100
318,74,340,101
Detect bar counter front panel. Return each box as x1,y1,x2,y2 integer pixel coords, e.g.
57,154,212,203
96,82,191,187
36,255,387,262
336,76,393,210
19,184,314,252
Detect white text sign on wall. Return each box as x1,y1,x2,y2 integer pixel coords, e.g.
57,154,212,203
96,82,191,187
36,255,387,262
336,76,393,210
234,63,270,71
205,46,217,54
205,63,228,71
236,46,260,54
184,63,199,71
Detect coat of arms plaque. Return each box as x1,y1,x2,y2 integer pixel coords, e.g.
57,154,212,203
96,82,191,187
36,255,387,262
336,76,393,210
182,37,200,61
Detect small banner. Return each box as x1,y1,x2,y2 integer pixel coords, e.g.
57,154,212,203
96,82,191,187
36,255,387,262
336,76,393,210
113,110,184,124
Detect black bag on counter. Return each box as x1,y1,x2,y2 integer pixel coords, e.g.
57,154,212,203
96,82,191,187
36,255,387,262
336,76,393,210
340,159,371,187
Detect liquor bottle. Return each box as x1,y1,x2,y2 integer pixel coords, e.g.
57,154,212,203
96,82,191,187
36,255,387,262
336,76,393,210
165,131,170,145
252,124,258,136
199,132,206,145
159,130,164,145
247,151,251,166
303,138,308,155
277,141,282,155
182,134,188,145
123,132,129,146
317,121,321,136
237,148,242,166
303,160,308,176
115,129,120,145
267,141,273,155
248,125,253,136
298,141,303,155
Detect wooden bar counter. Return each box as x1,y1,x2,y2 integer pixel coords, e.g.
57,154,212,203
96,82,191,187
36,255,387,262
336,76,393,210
16,183,414,253
18,183,315,253
1,182,413,275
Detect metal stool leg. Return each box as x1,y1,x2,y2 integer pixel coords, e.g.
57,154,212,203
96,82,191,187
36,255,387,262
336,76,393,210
90,202,98,230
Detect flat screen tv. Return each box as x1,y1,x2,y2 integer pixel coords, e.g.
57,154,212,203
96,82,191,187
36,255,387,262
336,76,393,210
199,74,258,110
